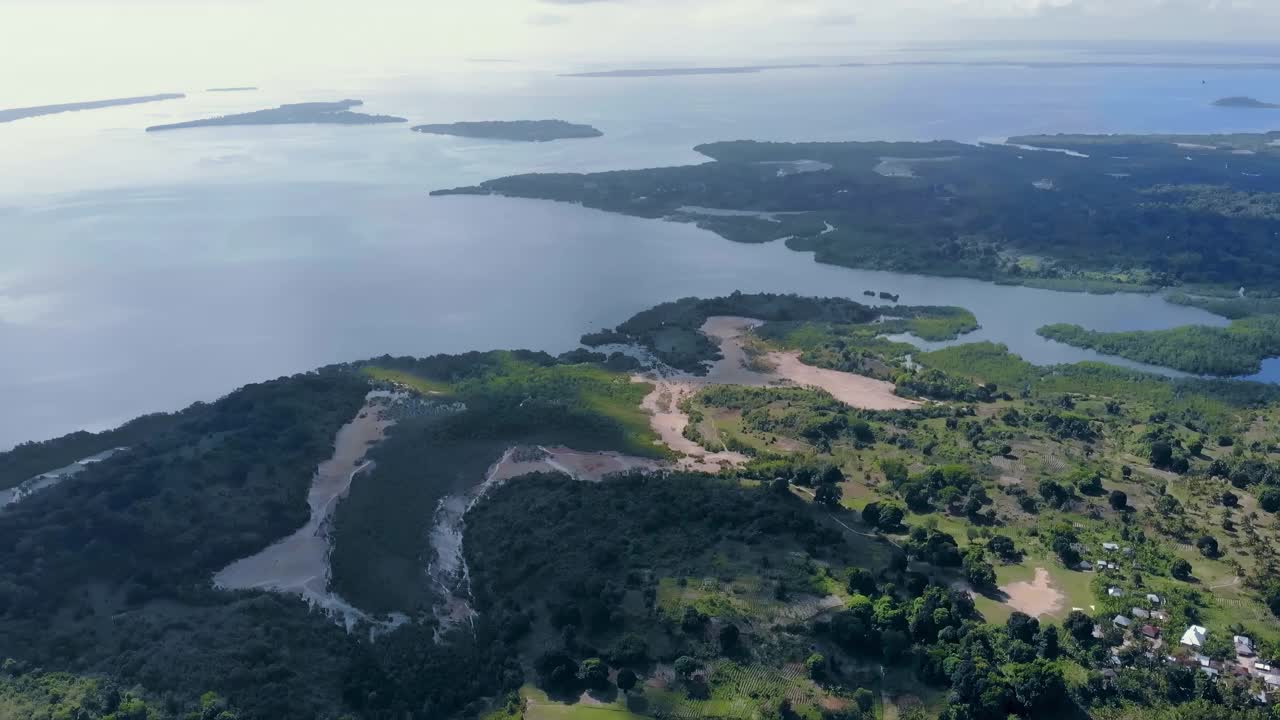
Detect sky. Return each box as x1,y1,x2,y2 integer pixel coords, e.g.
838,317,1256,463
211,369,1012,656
1,0,1278,101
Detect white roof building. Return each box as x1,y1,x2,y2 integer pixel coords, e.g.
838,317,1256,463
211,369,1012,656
1146,593,1162,604
1108,587,1124,597
1181,625,1207,648
1103,542,1120,551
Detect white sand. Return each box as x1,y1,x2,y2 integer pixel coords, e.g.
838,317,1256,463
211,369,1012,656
213,394,402,631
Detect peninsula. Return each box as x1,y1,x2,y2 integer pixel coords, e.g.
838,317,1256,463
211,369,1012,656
145,99,406,131
435,130,1280,293
0,93,185,123
410,119,603,142
1213,96,1280,109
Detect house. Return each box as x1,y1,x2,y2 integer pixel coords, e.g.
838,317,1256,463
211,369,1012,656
1152,610,1170,622
1103,542,1120,551
1263,674,1280,688
1108,587,1125,597
1132,607,1151,620
1255,662,1273,674
1113,615,1132,628
1146,593,1162,604
1235,635,1256,657
1140,625,1161,639
1078,561,1094,571
1180,625,1207,648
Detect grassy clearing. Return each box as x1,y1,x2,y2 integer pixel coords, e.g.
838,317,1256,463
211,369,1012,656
362,365,453,394
521,687,647,720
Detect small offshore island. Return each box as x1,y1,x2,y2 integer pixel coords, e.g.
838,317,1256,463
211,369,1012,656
0,93,185,123
1214,96,1280,109
145,99,406,131
411,119,603,142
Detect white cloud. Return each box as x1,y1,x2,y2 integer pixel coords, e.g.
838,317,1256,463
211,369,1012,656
0,0,1276,100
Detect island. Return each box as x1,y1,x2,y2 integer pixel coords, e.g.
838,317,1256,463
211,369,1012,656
206,87,258,93
0,93,185,123
410,119,603,142
144,99,406,131
5,289,1280,720
1213,96,1280,109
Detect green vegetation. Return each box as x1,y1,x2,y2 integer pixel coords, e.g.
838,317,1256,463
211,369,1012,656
437,132,1280,291
583,292,976,375
0,372,370,718
145,100,406,132
582,293,880,373
411,120,603,142
0,412,179,490
1038,315,1280,376
8,295,1280,719
333,351,662,614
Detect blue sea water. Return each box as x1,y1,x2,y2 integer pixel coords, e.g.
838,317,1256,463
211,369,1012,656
1,62,1277,448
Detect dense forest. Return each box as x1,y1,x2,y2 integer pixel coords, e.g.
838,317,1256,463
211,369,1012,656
6,291,1280,718
1037,316,1280,376
436,132,1280,291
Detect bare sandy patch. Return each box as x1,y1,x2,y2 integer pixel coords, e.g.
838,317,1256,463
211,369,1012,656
767,351,918,410
633,316,918,468
214,392,402,630
1000,567,1066,618
490,445,663,482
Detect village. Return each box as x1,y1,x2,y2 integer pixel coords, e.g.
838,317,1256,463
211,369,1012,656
1076,539,1280,704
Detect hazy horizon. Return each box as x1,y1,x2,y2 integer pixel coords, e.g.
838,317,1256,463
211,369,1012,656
2,0,1279,103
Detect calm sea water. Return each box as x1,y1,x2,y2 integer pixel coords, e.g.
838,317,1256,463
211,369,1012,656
2,63,1276,449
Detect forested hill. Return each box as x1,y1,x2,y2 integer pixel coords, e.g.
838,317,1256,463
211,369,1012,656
435,131,1280,292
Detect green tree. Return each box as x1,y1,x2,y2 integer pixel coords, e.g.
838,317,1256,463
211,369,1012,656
673,656,698,680
815,482,843,508
719,623,740,653
1171,558,1194,580
616,668,638,693
1109,490,1128,511
805,653,826,680
579,658,610,691
1261,488,1280,513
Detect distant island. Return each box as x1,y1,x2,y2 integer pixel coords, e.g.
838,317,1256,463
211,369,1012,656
0,93,185,123
562,64,819,78
145,100,406,131
410,119,603,142
206,87,258,93
1213,96,1280,109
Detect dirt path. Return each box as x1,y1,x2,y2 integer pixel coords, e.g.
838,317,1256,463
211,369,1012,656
1210,575,1242,590
214,392,403,631
999,567,1066,618
635,316,918,468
